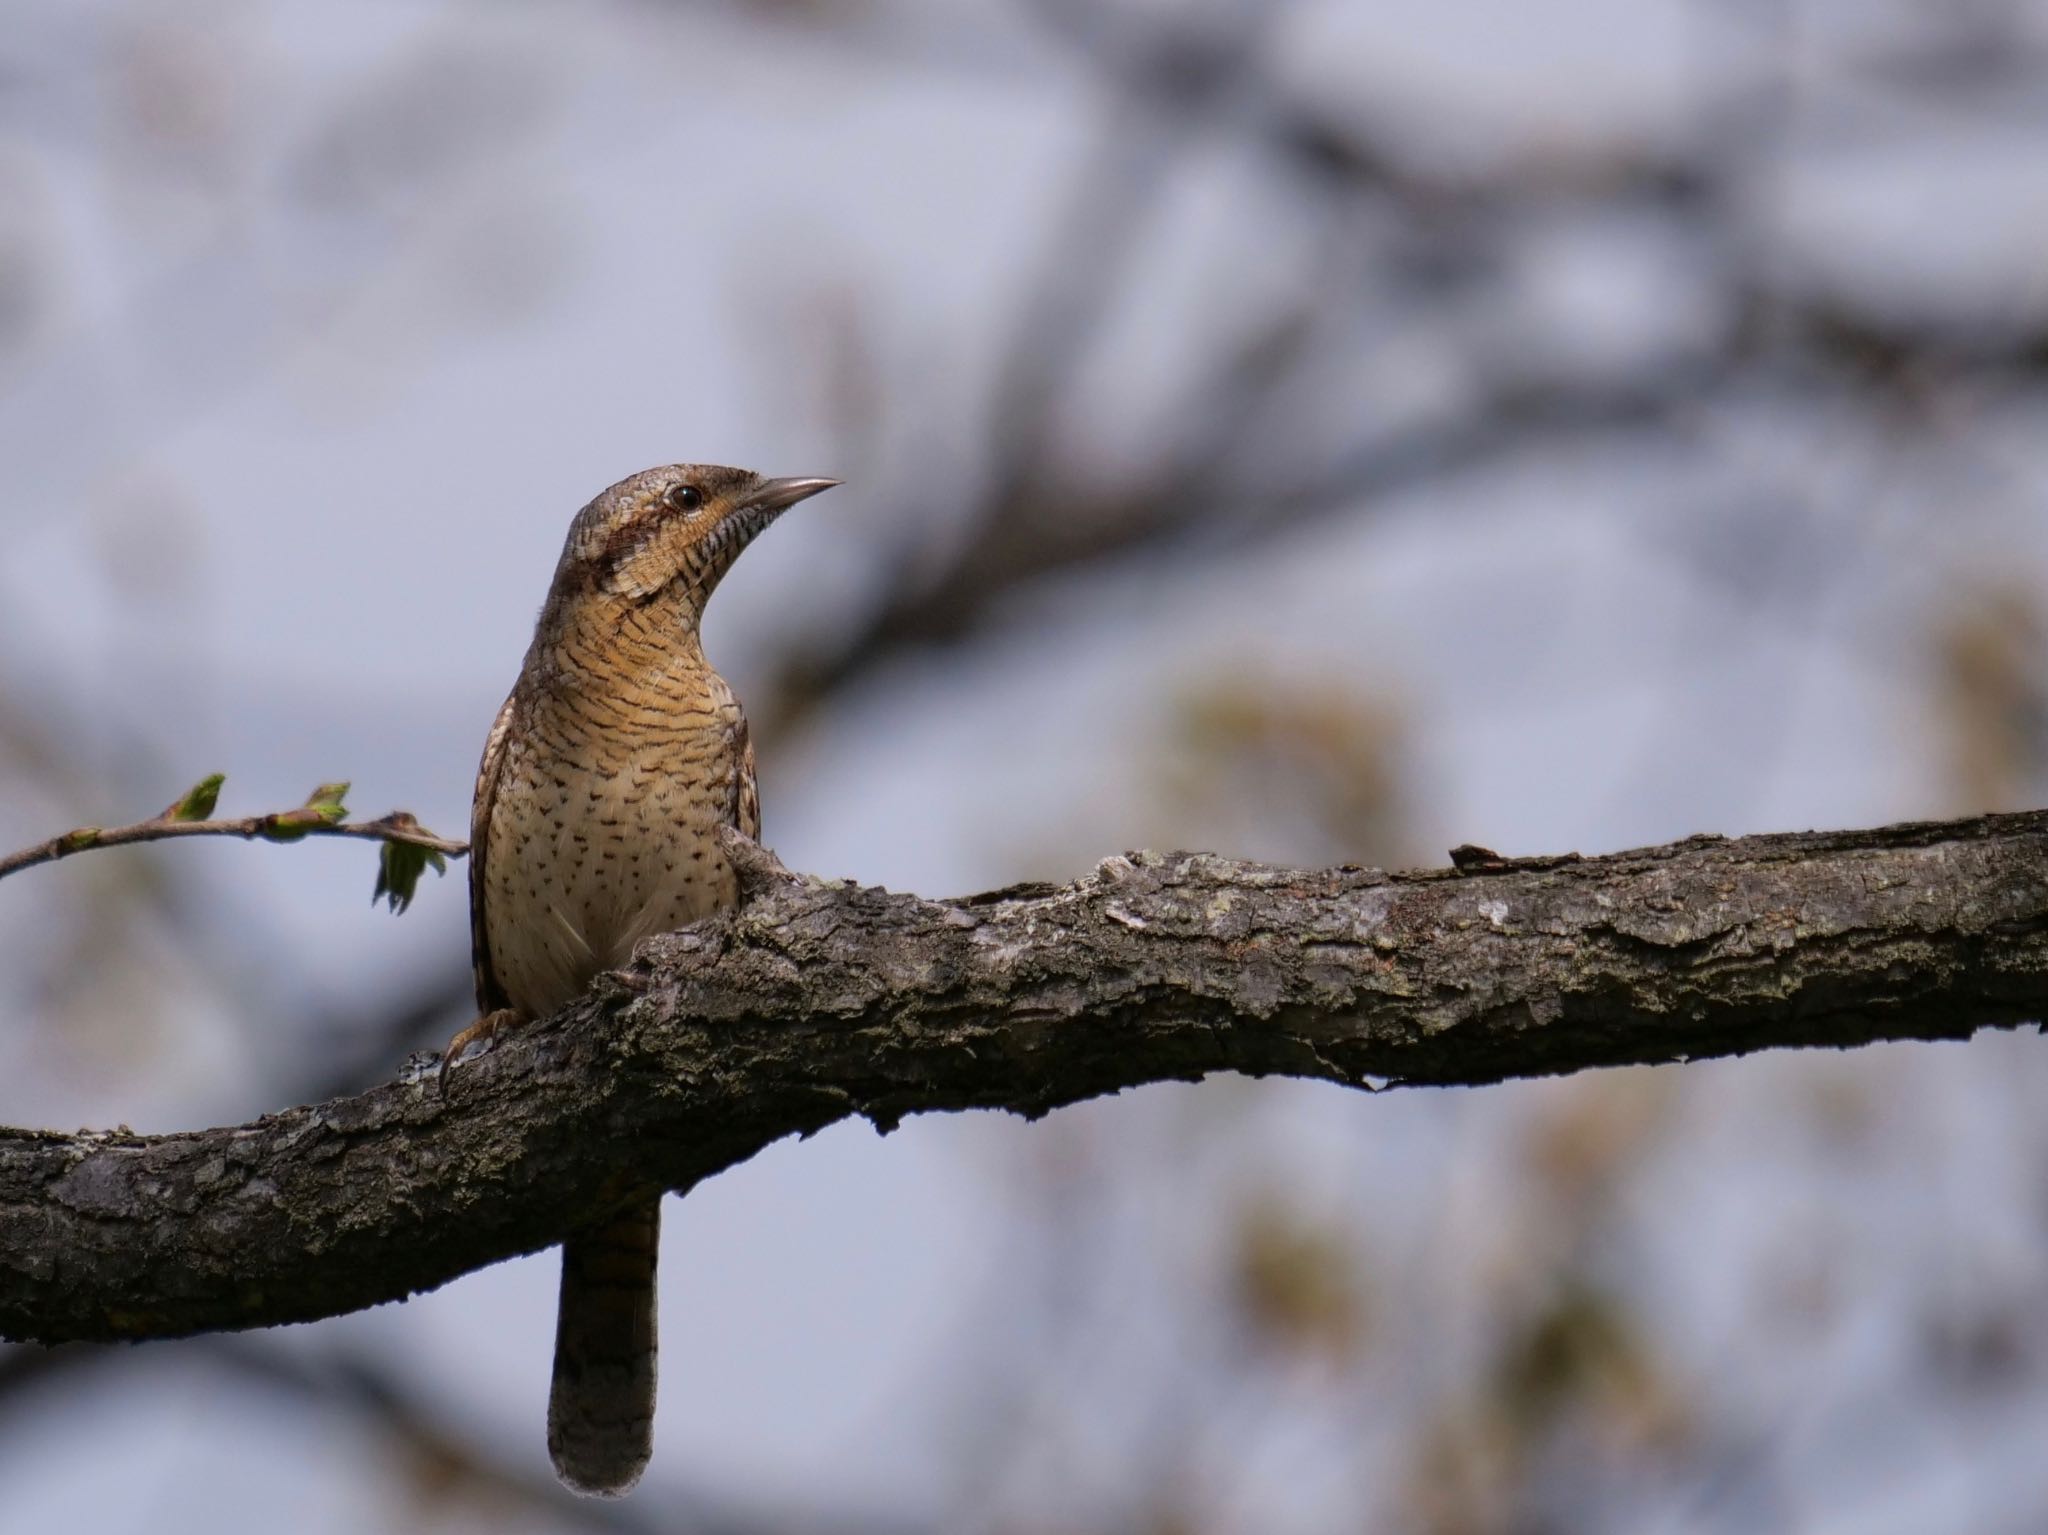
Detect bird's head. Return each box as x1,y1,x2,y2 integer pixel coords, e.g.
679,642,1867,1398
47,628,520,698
551,463,837,618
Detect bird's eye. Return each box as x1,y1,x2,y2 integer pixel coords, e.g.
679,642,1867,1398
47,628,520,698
664,483,704,514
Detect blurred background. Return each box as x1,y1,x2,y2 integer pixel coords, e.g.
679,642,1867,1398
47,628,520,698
3,0,2048,1530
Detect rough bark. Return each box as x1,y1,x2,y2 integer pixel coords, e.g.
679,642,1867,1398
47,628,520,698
4,811,2046,1346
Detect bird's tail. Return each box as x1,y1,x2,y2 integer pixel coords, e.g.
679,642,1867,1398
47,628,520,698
547,1198,660,1496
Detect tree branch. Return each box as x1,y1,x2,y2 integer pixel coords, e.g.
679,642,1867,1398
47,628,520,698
0,810,467,879
5,811,2046,1346
0,775,467,912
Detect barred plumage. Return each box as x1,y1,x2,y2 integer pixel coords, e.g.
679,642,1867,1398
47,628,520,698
456,464,835,1495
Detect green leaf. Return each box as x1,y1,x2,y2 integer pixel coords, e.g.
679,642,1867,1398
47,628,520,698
302,782,351,826
168,773,226,822
373,837,448,915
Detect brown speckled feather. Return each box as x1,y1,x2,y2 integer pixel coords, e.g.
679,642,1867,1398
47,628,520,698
469,693,517,1014
549,1201,660,1495
460,463,835,1498
734,714,760,840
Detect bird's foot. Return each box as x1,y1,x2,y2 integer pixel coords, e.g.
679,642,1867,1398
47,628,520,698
440,1008,526,1091
717,825,797,897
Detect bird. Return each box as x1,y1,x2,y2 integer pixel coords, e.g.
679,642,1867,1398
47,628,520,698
448,463,838,1495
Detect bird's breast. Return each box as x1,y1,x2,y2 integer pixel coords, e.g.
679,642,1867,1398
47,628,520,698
483,667,749,1020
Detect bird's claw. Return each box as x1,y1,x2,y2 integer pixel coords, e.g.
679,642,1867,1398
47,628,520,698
439,1008,525,1092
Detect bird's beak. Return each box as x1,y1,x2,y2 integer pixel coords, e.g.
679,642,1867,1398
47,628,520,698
743,477,840,514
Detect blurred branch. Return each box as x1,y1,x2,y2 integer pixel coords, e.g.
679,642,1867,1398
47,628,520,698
0,1336,922,1535
761,0,2048,727
5,811,2047,1346
776,357,1721,719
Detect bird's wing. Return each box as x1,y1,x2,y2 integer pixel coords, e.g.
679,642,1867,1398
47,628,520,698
735,713,761,841
470,692,518,1014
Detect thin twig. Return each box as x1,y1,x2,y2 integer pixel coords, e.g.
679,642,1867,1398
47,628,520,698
0,809,468,883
